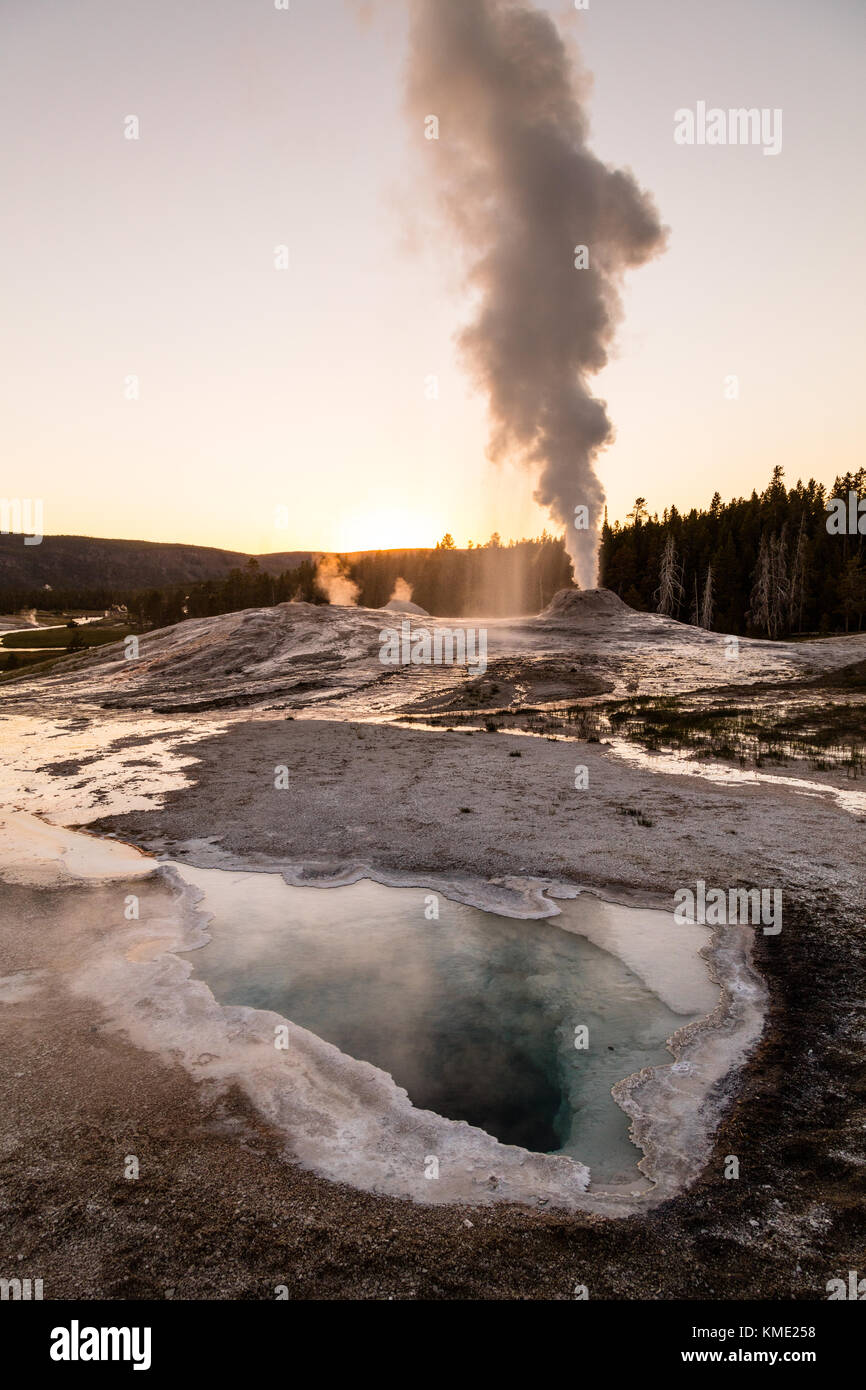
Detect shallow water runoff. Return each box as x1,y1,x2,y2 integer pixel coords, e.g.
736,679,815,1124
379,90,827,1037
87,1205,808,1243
175,869,718,1185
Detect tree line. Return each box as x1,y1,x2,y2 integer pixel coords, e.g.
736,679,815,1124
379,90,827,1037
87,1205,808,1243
5,473,863,638
1,535,572,630
128,535,571,626
600,467,866,636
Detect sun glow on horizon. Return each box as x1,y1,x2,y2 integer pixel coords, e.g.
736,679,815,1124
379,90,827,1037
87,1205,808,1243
333,506,448,554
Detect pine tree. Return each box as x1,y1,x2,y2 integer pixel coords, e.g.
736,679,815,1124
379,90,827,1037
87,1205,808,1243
769,526,791,637
840,555,866,633
655,533,684,616
788,516,808,633
600,465,864,636
689,574,700,626
749,534,772,635
750,528,790,637
699,565,714,630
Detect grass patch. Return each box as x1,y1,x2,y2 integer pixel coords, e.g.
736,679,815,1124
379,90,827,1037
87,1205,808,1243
1,625,130,650
0,626,133,683
606,696,866,777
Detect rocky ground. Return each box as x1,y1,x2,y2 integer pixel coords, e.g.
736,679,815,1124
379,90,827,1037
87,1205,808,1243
1,852,862,1300
1,592,864,1298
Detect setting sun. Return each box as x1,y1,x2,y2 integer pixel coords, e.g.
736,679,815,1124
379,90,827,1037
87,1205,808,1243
333,506,445,554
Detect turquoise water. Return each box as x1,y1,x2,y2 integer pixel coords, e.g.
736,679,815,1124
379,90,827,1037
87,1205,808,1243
176,870,712,1182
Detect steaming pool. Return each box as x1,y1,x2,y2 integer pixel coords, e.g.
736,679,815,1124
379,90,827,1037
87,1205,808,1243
174,868,720,1184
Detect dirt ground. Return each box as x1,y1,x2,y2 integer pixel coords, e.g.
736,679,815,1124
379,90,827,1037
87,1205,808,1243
1,713,863,1299
0,873,862,1300
2,599,865,1299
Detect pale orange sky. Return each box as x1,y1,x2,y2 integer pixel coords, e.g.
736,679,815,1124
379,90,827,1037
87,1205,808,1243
1,0,864,553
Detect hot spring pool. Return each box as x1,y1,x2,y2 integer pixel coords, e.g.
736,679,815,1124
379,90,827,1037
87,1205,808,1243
173,868,718,1184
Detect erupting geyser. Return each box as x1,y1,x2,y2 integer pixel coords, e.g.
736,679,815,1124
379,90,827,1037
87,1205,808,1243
406,0,667,586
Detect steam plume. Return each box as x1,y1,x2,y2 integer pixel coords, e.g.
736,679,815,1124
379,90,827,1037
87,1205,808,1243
316,555,360,606
406,0,666,586
389,577,414,603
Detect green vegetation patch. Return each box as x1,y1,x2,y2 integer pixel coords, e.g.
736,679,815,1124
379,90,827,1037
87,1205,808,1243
1,625,130,650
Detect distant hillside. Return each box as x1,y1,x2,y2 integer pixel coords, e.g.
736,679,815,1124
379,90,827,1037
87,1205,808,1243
0,534,315,598
0,532,575,619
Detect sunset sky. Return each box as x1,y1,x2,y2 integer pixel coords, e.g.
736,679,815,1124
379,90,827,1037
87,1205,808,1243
1,0,864,555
